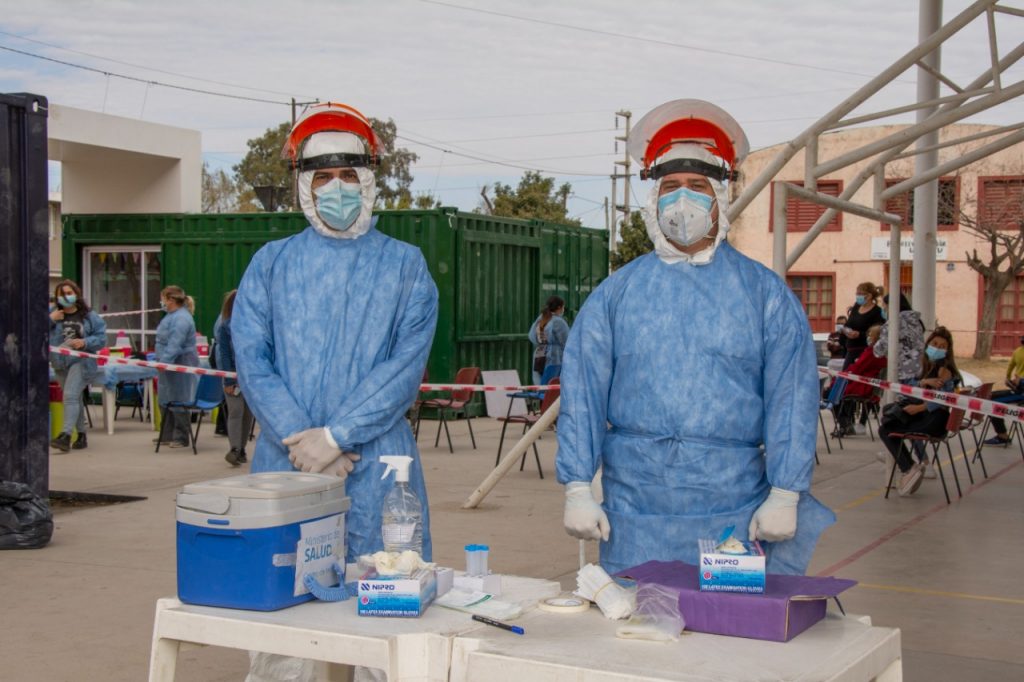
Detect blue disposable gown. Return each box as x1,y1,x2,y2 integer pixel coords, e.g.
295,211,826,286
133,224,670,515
233,223,439,562
556,244,835,575
155,307,198,405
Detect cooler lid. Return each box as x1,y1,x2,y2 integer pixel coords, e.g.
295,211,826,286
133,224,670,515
179,472,345,500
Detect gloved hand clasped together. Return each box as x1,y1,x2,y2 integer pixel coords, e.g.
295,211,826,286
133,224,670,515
283,427,361,479
563,481,610,542
748,487,800,542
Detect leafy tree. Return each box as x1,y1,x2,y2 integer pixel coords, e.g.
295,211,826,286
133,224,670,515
413,193,442,210
489,171,581,226
610,211,652,269
232,117,418,212
233,122,293,211
201,162,239,213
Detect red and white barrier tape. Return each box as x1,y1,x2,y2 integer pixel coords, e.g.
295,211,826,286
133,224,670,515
48,347,553,391
818,366,1024,423
49,346,237,379
97,308,162,318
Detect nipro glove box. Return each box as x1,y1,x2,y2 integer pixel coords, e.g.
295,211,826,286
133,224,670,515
176,472,350,611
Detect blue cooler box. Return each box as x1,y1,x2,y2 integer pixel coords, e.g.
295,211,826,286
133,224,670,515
176,472,350,611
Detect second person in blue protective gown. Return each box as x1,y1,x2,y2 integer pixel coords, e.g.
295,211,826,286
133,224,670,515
557,99,834,576
232,104,439,563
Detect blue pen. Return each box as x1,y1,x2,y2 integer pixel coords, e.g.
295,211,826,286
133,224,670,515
472,614,525,635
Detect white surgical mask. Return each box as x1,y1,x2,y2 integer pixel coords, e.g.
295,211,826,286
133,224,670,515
656,187,716,246
314,178,363,232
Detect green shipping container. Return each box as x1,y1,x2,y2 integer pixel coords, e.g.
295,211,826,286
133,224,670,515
61,208,608,390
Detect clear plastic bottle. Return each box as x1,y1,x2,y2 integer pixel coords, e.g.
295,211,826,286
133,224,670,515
380,456,423,555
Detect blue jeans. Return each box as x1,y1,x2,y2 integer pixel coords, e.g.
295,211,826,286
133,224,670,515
55,363,90,436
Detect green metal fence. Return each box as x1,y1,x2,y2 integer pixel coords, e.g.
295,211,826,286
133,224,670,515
62,208,608,386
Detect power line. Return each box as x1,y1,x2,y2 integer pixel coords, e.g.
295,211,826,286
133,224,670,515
420,0,892,80
414,152,614,170
443,127,614,143
0,30,314,99
0,44,291,106
398,134,609,176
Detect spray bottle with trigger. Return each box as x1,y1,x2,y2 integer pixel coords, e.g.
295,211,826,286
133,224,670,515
379,456,423,556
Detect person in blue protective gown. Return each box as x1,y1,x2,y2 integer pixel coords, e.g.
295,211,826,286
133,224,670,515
557,99,834,576
232,102,439,564
155,285,199,448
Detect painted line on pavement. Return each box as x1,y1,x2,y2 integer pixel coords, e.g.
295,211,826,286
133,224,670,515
816,459,1022,577
857,582,1024,607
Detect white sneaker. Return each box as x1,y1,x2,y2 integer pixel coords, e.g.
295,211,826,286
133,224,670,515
854,424,867,435
922,462,937,479
898,463,925,496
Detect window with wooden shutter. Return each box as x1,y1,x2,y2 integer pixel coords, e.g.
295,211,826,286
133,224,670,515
769,180,843,232
978,176,1024,231
786,272,835,332
881,177,959,231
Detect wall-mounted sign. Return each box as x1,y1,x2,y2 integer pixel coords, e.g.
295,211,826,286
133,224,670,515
870,237,947,261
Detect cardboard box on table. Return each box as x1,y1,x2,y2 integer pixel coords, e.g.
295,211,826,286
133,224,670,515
620,560,856,642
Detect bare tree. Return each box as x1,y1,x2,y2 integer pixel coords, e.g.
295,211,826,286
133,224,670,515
960,175,1024,359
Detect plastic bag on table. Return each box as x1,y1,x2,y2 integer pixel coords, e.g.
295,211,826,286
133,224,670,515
0,481,53,549
615,582,685,642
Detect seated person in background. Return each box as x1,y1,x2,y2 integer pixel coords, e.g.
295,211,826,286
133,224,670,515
834,324,886,436
877,327,961,496
984,334,1024,446
826,315,848,370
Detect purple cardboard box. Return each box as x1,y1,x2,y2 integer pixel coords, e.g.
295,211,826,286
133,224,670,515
619,560,856,643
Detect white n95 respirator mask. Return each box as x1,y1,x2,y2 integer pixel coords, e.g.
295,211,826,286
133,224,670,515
656,187,716,246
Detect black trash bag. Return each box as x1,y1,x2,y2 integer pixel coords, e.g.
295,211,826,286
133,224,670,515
0,481,54,549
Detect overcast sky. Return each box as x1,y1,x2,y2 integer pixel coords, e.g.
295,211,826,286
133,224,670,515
2,0,1022,227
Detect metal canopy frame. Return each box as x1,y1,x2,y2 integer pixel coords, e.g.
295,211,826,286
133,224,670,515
729,0,1023,393
732,0,1023,266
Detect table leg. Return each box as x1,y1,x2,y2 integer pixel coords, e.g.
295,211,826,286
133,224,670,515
103,388,115,435
316,661,355,681
148,637,180,682
874,657,903,682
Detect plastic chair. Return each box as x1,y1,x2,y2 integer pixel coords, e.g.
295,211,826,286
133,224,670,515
506,364,559,416
156,375,224,455
114,381,146,422
949,382,992,480
418,367,480,453
495,378,560,479
884,407,966,504
819,377,848,453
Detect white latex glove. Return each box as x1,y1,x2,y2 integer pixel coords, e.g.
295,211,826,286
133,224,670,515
319,452,361,480
282,428,342,473
564,481,611,542
748,487,800,542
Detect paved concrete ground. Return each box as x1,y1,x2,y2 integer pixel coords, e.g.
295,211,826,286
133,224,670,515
1,409,1022,681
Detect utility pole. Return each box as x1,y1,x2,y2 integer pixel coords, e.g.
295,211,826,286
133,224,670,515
290,97,320,210
610,110,632,253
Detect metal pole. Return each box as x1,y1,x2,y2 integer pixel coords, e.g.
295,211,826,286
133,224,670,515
772,182,788,276
463,399,561,509
610,174,618,252
913,0,943,330
622,111,632,220
291,98,299,211
888,223,903,397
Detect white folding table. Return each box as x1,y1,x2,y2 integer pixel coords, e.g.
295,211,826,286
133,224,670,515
449,608,902,682
148,575,560,682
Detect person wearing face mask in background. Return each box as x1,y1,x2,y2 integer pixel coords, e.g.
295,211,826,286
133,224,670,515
981,334,1024,446
556,99,834,576
842,282,885,371
877,327,961,496
49,279,107,452
528,295,570,385
154,285,199,448
232,102,438,561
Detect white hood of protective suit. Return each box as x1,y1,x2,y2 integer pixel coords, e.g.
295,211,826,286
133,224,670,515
298,132,377,240
643,143,732,266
